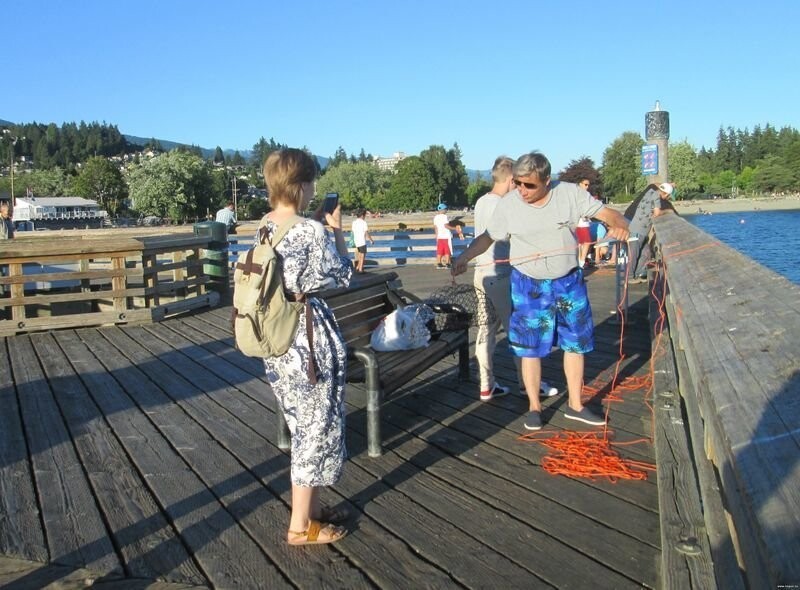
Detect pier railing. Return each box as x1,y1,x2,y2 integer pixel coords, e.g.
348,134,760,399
650,214,800,589
0,233,221,336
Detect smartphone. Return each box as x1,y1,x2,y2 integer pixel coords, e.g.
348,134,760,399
323,192,339,214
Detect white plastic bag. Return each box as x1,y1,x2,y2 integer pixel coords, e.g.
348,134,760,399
370,304,434,351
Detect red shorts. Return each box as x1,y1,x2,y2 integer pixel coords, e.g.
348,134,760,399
576,226,591,244
436,238,452,256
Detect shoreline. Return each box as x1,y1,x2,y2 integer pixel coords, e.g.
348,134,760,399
669,195,800,214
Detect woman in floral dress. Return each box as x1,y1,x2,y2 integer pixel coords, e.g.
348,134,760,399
259,148,353,545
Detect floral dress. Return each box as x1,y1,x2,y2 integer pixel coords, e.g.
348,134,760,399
259,218,353,487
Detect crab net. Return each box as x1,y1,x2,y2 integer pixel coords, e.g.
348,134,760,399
424,284,498,331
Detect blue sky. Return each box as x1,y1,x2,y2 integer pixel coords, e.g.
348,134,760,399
5,0,799,172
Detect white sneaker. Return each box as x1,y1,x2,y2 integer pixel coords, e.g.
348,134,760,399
518,381,560,398
480,383,510,401
540,381,559,397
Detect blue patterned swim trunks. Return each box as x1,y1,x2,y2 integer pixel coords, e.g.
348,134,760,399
508,267,594,358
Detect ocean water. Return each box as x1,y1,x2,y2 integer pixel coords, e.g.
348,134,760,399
685,210,800,284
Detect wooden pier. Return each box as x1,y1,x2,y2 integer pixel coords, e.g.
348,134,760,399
0,263,661,589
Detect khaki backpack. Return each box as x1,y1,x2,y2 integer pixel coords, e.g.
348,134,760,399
232,215,306,359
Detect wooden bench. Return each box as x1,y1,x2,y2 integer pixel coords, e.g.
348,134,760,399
276,271,470,457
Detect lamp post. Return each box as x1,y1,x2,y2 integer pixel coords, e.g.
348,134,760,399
2,130,25,212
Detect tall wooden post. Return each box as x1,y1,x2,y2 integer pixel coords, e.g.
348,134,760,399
645,101,670,184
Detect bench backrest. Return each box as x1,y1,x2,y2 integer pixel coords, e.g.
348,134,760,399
317,272,400,349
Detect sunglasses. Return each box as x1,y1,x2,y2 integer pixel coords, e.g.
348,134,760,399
513,179,539,190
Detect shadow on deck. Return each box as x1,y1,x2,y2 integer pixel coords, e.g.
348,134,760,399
0,265,659,589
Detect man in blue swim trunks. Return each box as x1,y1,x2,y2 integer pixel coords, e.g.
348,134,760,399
452,152,630,430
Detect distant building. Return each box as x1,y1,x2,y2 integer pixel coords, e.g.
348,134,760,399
374,151,407,172
13,196,108,223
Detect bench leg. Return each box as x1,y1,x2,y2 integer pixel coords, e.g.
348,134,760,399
367,385,382,458
276,407,290,451
458,337,470,381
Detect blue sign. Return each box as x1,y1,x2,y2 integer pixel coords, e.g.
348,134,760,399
642,144,658,175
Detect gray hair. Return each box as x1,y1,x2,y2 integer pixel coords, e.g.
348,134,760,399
513,152,551,181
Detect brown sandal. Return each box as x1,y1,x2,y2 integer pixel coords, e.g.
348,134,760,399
288,520,347,546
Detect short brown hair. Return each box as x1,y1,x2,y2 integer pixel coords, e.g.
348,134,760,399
491,156,514,183
263,148,317,209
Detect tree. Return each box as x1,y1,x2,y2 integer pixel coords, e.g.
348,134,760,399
466,178,492,206
213,146,225,165
418,144,469,208
126,151,215,221
22,167,71,197
328,146,349,169
231,151,246,167
314,161,392,211
558,156,603,196
666,141,700,197
601,132,646,201
70,156,128,215
384,156,438,211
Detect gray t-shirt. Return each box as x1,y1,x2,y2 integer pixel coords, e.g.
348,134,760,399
486,181,603,279
473,192,511,277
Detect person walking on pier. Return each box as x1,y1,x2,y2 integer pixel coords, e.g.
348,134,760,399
258,149,353,545
472,156,558,402
433,203,463,269
351,209,374,274
452,152,630,430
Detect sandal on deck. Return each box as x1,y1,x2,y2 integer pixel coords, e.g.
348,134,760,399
288,520,347,546
317,504,350,524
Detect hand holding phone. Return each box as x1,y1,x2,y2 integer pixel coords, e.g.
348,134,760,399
323,192,340,214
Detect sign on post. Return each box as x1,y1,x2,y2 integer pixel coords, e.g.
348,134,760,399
641,144,658,175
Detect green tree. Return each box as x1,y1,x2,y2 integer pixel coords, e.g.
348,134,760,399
466,178,493,206
213,146,225,165
328,146,349,169
70,156,128,215
126,151,215,222
231,151,246,167
751,155,796,192
384,156,438,211
314,161,392,211
601,131,645,201
418,144,469,208
666,141,700,197
23,167,71,197
245,197,269,220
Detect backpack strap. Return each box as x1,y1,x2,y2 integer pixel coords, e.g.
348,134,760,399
260,214,304,248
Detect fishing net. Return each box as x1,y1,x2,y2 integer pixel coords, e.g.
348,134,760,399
424,284,498,331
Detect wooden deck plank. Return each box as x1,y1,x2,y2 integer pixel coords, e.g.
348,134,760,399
655,215,800,586
130,322,564,583
0,339,48,563
386,356,660,511
649,273,717,589
0,265,669,588
345,406,658,587
75,328,293,590
153,315,652,588
8,335,123,576
145,320,469,589
98,325,378,590
39,331,206,585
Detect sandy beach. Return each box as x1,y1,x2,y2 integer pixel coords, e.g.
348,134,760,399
670,195,800,214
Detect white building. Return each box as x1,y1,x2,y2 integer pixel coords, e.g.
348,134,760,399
374,151,407,172
13,197,108,222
